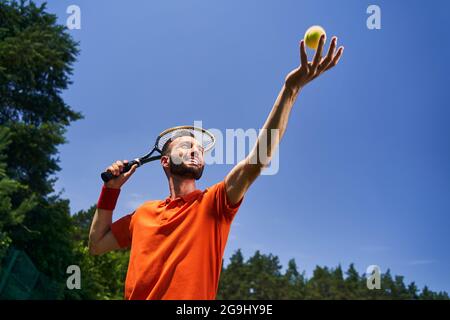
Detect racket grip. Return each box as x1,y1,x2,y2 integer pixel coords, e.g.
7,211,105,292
100,160,140,183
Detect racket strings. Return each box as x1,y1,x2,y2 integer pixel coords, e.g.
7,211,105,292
157,126,215,155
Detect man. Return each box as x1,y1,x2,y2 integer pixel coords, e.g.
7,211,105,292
89,35,343,299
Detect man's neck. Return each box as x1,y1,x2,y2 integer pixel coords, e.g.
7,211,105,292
167,175,197,200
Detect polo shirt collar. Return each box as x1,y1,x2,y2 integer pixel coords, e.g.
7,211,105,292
162,188,203,205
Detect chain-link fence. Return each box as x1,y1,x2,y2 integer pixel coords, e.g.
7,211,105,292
0,248,64,299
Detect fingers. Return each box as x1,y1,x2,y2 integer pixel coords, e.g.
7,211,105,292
325,46,344,71
106,160,127,176
110,164,119,176
311,34,325,72
124,164,138,178
115,160,124,175
300,40,309,71
318,36,337,72
289,35,343,89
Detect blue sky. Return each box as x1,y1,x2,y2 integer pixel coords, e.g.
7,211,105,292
40,0,450,293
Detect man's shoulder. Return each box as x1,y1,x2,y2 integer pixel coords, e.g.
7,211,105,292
200,179,228,202
134,199,163,212
204,179,226,193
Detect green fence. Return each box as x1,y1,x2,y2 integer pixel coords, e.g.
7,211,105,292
0,248,63,299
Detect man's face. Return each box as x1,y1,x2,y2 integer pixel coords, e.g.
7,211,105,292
166,136,205,180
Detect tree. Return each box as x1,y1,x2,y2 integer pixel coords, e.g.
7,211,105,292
0,126,36,261
0,0,82,292
245,250,285,299
280,259,306,299
217,249,250,299
329,265,347,299
70,206,130,300
343,263,363,299
420,286,434,300
0,0,82,195
407,282,419,300
218,250,449,300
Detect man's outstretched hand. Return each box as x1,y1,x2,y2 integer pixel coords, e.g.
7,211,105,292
223,36,343,206
285,35,344,94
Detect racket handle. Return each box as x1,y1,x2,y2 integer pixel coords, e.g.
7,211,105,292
100,160,140,183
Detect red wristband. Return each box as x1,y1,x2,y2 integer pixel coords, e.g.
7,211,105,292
97,185,121,210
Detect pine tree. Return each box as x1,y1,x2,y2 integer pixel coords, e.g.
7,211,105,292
280,259,306,299
217,249,251,299
407,282,419,300
245,250,284,299
420,286,434,300
0,0,81,289
217,250,449,300
344,263,362,299
0,126,36,261
330,265,347,299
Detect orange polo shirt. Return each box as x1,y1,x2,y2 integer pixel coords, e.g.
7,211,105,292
110,179,243,300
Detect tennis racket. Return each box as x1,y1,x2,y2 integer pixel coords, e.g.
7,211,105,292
100,125,216,183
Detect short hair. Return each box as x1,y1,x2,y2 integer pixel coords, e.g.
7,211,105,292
161,131,196,156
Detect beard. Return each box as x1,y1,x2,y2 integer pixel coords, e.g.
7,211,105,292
169,158,204,180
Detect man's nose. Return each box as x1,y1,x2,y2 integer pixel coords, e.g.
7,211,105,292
190,148,200,158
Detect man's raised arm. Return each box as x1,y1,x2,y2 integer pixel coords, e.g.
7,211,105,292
225,35,344,204
89,160,137,255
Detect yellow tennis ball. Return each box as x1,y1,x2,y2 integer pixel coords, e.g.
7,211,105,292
304,25,326,50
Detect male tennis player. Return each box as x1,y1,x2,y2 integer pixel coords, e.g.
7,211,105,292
89,35,343,300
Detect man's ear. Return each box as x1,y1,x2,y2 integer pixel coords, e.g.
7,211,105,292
161,155,170,169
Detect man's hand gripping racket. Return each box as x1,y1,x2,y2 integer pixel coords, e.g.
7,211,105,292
100,126,216,188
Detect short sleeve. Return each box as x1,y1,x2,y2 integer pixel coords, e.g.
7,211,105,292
111,212,134,248
211,179,244,222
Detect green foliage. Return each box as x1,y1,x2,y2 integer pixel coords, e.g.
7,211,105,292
0,126,36,262
0,1,129,300
0,0,81,291
9,196,75,282
0,0,82,196
0,0,81,281
70,206,129,300
217,250,449,300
